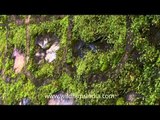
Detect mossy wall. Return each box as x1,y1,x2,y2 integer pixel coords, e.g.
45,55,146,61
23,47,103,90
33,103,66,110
0,15,160,105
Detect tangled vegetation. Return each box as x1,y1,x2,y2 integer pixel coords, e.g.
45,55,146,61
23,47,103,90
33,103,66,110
0,15,160,105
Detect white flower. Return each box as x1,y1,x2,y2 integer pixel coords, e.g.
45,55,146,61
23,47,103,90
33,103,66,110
45,52,57,63
45,42,60,62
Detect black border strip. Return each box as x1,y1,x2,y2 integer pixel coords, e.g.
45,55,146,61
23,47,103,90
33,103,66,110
0,0,160,14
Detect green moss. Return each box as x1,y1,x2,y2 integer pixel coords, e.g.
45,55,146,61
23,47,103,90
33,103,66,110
0,15,160,105
34,63,55,78
116,97,125,105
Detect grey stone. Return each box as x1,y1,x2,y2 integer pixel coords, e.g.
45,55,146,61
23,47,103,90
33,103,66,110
19,98,31,105
88,44,97,52
125,91,142,102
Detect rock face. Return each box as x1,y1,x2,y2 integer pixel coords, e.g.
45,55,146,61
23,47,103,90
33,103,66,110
12,49,25,74
125,91,142,103
88,44,97,52
73,40,85,58
148,25,160,49
19,98,31,105
48,93,75,105
73,39,113,58
126,91,137,102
